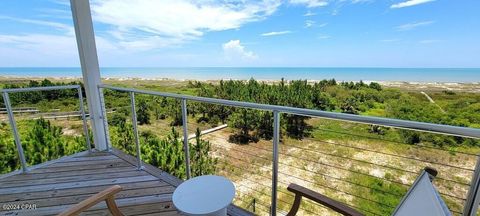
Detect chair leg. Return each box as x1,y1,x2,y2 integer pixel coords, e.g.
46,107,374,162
106,196,124,216
286,194,302,216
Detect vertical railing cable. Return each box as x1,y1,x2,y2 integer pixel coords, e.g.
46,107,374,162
181,98,191,179
77,86,91,152
129,92,143,170
271,110,280,216
2,92,28,172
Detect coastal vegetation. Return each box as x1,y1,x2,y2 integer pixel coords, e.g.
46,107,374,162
1,78,479,215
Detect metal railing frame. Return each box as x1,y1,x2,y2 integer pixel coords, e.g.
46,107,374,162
98,87,111,152
98,84,480,216
3,84,480,215
0,85,91,172
129,92,144,170
181,98,192,179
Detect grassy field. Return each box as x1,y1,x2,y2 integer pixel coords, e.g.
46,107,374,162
202,118,478,215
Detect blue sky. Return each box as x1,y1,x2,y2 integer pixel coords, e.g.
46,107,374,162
0,0,479,67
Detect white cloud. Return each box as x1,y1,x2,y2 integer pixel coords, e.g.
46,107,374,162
0,15,118,60
395,21,434,31
261,31,292,36
0,34,76,55
290,0,328,8
36,8,73,20
0,16,74,35
317,23,328,28
48,0,71,6
90,0,281,50
351,0,372,3
305,20,315,28
391,0,435,9
0,14,119,66
305,20,327,28
381,39,401,42
222,40,257,60
303,11,316,16
318,35,330,39
419,39,442,44
0,32,118,66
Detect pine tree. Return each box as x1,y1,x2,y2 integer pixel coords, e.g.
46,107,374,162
137,99,151,125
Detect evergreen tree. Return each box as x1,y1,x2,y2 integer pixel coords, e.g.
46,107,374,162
140,127,217,179
228,108,259,144
190,128,217,176
137,99,151,125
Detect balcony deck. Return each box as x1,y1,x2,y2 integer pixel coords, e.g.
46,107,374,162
0,149,252,216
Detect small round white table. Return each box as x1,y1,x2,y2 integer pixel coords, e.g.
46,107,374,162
172,175,235,216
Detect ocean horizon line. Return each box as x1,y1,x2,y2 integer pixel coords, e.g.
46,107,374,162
1,66,480,69
0,67,479,83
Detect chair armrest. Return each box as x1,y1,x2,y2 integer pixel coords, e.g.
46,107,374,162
286,183,364,216
58,185,124,216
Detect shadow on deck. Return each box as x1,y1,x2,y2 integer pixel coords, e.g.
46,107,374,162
0,149,252,216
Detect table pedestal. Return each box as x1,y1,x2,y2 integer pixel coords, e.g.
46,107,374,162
182,207,226,216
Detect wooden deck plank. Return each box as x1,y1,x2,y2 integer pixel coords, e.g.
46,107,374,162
0,185,176,209
0,149,252,216
58,155,118,162
0,180,169,203
82,202,178,216
111,148,183,187
46,159,124,168
73,151,112,157
0,175,158,194
0,151,91,181
136,211,181,216
37,158,125,168
2,194,173,216
0,170,150,188
28,161,131,174
0,166,139,182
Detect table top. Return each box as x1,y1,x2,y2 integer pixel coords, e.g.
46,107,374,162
172,175,236,215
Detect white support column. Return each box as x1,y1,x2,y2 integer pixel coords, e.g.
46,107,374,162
70,0,108,150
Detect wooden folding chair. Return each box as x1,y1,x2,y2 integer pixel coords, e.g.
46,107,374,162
286,183,364,216
58,185,124,216
285,167,442,216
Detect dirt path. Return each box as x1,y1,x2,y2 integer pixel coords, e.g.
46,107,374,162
421,91,446,113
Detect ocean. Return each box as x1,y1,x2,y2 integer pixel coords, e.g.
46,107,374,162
0,67,479,83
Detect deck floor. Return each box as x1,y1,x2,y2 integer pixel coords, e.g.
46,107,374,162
0,149,251,216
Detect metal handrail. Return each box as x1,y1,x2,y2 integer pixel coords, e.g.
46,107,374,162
0,85,91,172
98,84,480,216
0,85,82,93
99,84,480,139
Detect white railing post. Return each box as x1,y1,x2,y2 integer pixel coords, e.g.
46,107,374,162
129,92,144,170
77,86,91,152
181,99,192,179
271,111,280,216
464,156,480,215
98,87,111,152
70,0,108,151
2,92,28,172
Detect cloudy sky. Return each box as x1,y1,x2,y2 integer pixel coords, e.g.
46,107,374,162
0,0,479,67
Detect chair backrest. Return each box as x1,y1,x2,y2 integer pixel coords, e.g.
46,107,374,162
285,167,445,216
392,167,451,216
58,185,124,216
286,183,364,216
